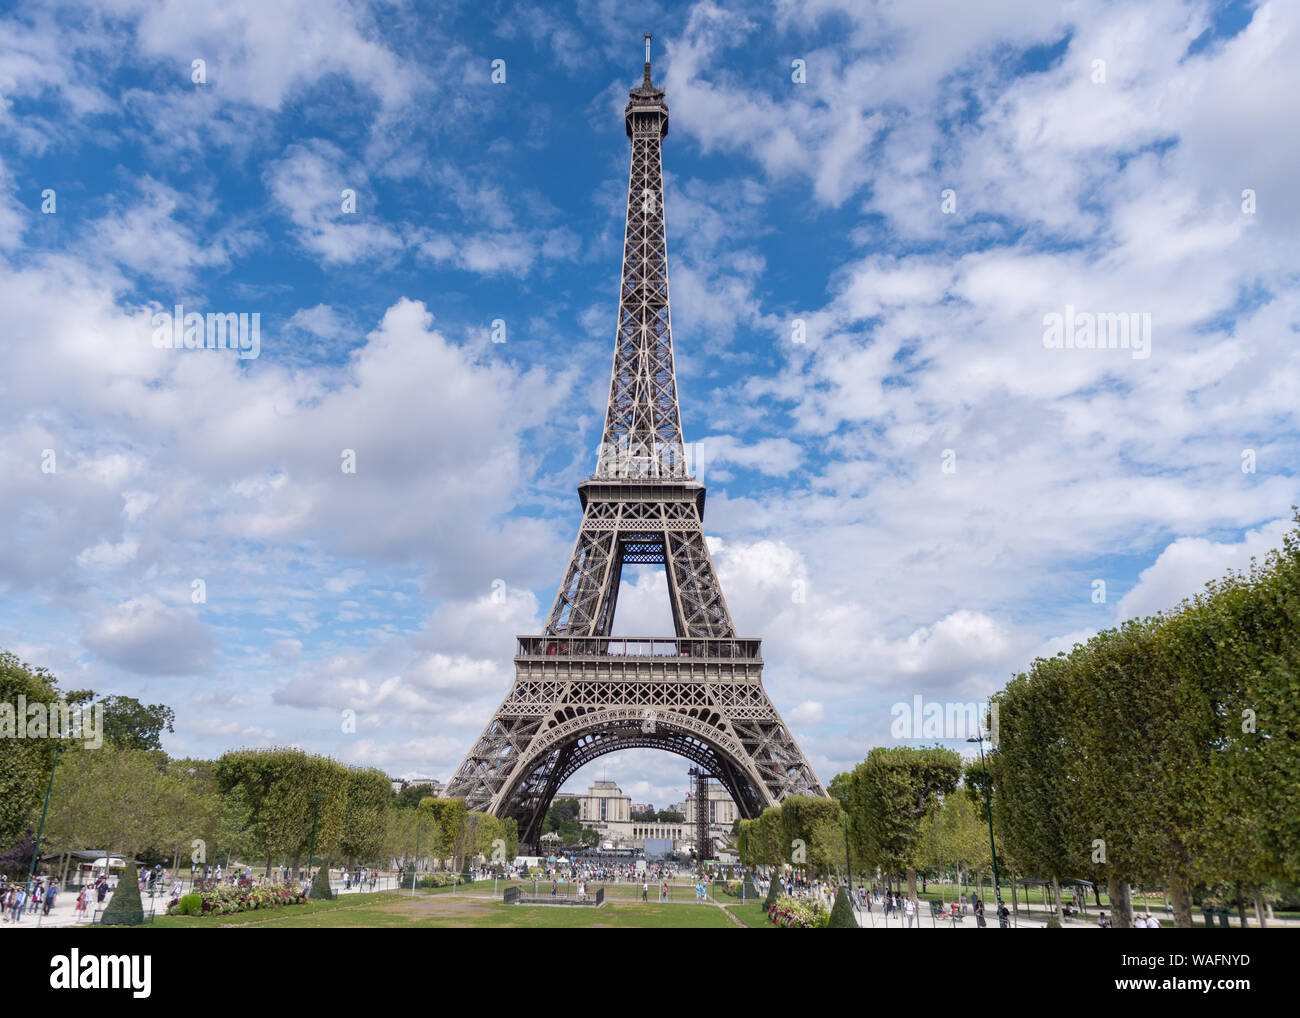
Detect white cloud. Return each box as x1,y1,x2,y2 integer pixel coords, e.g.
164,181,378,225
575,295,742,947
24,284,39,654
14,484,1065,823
1115,517,1294,622
82,596,215,676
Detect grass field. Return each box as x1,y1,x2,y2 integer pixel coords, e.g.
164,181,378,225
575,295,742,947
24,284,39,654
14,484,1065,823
725,903,774,929
150,890,740,928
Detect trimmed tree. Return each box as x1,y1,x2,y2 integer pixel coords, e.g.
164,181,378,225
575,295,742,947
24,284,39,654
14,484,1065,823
0,653,60,849
848,746,961,900
828,885,859,928
100,862,145,926
308,864,334,900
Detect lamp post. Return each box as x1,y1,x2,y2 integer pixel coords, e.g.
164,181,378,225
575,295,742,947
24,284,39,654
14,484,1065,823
411,804,423,894
306,792,327,884
28,735,66,890
968,733,1002,923
834,790,854,919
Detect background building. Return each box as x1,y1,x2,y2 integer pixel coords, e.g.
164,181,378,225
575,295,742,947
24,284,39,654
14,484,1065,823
555,776,737,855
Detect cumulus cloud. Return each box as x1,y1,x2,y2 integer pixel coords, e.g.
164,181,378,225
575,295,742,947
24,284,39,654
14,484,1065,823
1115,517,1295,622
82,596,216,676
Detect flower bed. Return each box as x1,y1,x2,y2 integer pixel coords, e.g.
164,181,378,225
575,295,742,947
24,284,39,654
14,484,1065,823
169,883,308,917
767,894,830,928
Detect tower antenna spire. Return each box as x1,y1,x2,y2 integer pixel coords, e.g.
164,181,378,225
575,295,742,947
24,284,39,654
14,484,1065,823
643,32,653,88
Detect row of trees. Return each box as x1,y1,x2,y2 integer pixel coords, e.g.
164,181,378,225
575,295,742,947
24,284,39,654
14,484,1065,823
0,654,517,879
986,510,1300,926
769,510,1299,926
737,749,988,903
736,794,847,874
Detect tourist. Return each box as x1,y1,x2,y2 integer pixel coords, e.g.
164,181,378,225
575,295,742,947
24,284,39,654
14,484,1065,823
1098,912,1110,928
904,895,916,928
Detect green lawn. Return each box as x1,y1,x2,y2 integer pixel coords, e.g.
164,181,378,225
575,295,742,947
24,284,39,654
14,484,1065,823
151,892,407,928
726,903,775,929
422,879,707,903
148,890,736,928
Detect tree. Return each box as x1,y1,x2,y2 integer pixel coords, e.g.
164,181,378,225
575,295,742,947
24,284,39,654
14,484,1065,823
96,695,176,751
44,746,174,869
827,884,859,928
995,655,1089,925
420,797,468,866
754,806,785,868
0,652,60,849
779,795,844,875
100,862,145,925
394,782,438,809
339,767,392,866
214,748,347,876
917,791,989,892
848,746,961,899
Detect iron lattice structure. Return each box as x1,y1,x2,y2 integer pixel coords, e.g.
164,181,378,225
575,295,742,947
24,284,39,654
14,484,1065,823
689,767,711,864
444,39,825,847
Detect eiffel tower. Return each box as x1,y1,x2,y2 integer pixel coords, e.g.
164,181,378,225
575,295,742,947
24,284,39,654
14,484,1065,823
444,37,825,846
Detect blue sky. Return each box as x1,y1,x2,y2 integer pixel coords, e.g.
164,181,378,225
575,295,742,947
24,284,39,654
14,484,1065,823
1,0,1297,806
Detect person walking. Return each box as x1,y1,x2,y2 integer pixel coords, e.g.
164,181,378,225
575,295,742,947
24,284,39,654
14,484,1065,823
641,879,649,902
904,895,916,928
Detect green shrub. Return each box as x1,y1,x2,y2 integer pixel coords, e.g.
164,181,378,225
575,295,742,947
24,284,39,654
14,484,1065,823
416,873,462,888
100,863,145,926
827,888,859,928
764,876,780,909
178,893,202,916
1046,916,1062,928
308,867,334,900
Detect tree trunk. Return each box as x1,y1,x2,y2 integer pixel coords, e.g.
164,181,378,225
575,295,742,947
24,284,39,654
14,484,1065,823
1235,884,1249,928
906,866,917,902
1052,875,1065,924
1107,875,1132,928
1168,869,1194,928
265,854,273,880
1253,889,1267,929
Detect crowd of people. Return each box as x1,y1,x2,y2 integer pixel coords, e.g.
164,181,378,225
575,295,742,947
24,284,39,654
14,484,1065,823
0,872,117,923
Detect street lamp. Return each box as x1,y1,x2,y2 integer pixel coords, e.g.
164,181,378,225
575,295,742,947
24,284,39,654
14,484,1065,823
967,733,1003,924
833,791,853,901
306,792,327,884
411,803,424,894
28,734,67,892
